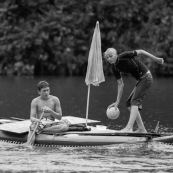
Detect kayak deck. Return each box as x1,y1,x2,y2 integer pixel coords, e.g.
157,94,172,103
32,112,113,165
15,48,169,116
0,117,173,146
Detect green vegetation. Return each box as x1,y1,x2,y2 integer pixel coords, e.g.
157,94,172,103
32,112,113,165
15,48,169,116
0,0,173,76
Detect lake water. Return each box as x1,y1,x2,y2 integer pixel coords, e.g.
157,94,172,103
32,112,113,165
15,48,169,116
0,75,173,173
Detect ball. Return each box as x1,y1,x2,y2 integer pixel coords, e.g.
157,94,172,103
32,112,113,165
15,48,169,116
106,107,120,119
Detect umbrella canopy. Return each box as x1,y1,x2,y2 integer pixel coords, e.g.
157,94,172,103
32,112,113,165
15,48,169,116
85,21,105,86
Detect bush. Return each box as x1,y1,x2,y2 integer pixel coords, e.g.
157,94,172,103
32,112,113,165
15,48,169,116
0,0,173,76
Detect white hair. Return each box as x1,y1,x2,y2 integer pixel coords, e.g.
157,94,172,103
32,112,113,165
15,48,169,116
104,48,117,58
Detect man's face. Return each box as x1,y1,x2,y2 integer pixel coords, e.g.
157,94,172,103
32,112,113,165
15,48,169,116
39,87,50,99
104,49,118,64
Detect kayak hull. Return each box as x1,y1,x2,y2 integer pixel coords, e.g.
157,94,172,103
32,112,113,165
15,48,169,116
35,134,149,146
0,131,27,143
0,130,148,146
152,135,173,144
1,130,173,146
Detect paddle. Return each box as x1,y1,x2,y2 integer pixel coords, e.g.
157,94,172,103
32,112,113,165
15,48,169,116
154,121,159,133
0,117,26,124
10,117,26,121
26,110,44,145
0,117,26,121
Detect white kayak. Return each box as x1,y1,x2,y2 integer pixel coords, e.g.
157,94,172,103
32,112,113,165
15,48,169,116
0,117,173,146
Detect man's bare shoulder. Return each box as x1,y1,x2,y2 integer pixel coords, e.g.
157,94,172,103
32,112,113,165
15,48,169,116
31,96,41,104
50,95,60,102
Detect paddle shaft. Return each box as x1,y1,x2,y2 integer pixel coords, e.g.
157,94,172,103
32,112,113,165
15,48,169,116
10,117,26,121
0,117,25,121
27,111,44,145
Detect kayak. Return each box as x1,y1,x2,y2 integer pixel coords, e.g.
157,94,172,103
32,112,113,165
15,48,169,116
1,125,173,146
0,117,173,146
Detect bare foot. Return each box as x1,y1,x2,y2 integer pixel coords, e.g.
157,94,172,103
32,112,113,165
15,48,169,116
134,129,147,133
120,128,133,133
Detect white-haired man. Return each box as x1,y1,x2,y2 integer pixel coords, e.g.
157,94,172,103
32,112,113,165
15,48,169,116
104,48,164,133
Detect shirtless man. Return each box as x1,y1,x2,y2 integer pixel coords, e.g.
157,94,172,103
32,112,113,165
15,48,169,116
27,81,69,144
104,48,164,133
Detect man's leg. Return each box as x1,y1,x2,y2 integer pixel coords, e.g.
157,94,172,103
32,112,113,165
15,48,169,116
135,110,147,133
42,121,69,133
121,105,138,132
121,106,147,133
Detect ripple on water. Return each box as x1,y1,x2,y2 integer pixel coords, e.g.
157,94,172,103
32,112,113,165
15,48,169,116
0,141,173,172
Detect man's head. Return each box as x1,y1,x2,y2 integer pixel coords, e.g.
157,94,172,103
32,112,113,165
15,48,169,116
38,81,50,99
104,48,118,64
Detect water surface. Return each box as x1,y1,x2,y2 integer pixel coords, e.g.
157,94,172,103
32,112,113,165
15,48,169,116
0,76,173,172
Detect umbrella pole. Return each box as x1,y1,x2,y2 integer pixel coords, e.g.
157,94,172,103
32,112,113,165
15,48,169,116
85,84,91,127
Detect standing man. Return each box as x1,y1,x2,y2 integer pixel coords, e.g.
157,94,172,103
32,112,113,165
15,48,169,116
27,81,70,144
104,48,164,133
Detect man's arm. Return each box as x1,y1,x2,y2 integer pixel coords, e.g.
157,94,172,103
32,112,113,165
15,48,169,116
30,99,40,123
108,78,124,109
116,78,124,106
136,50,164,64
42,97,62,120
52,97,62,120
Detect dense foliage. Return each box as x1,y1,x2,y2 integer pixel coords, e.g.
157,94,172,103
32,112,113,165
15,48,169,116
0,0,173,76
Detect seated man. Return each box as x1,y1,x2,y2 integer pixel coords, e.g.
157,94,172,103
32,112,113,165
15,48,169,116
27,81,70,144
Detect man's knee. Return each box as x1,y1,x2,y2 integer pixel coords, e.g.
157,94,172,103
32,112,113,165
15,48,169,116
59,121,69,131
30,122,37,131
131,105,139,111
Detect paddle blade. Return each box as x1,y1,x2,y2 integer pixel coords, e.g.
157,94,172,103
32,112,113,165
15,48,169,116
85,21,105,86
154,121,160,133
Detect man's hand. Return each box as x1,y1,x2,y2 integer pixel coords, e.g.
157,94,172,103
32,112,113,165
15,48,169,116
156,58,164,64
108,101,119,110
42,106,52,113
32,118,41,123
61,119,71,125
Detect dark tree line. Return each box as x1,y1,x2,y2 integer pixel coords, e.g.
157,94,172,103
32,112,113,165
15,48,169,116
0,0,173,76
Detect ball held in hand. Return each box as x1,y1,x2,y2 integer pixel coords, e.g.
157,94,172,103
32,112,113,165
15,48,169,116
106,107,120,119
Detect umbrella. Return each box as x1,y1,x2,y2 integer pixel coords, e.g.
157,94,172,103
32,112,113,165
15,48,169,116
85,21,105,126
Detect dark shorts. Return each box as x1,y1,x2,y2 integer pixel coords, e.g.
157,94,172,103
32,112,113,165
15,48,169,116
126,72,153,110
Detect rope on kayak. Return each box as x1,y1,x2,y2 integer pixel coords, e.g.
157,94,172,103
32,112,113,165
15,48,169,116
0,140,96,147
1,139,172,147
0,140,23,144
